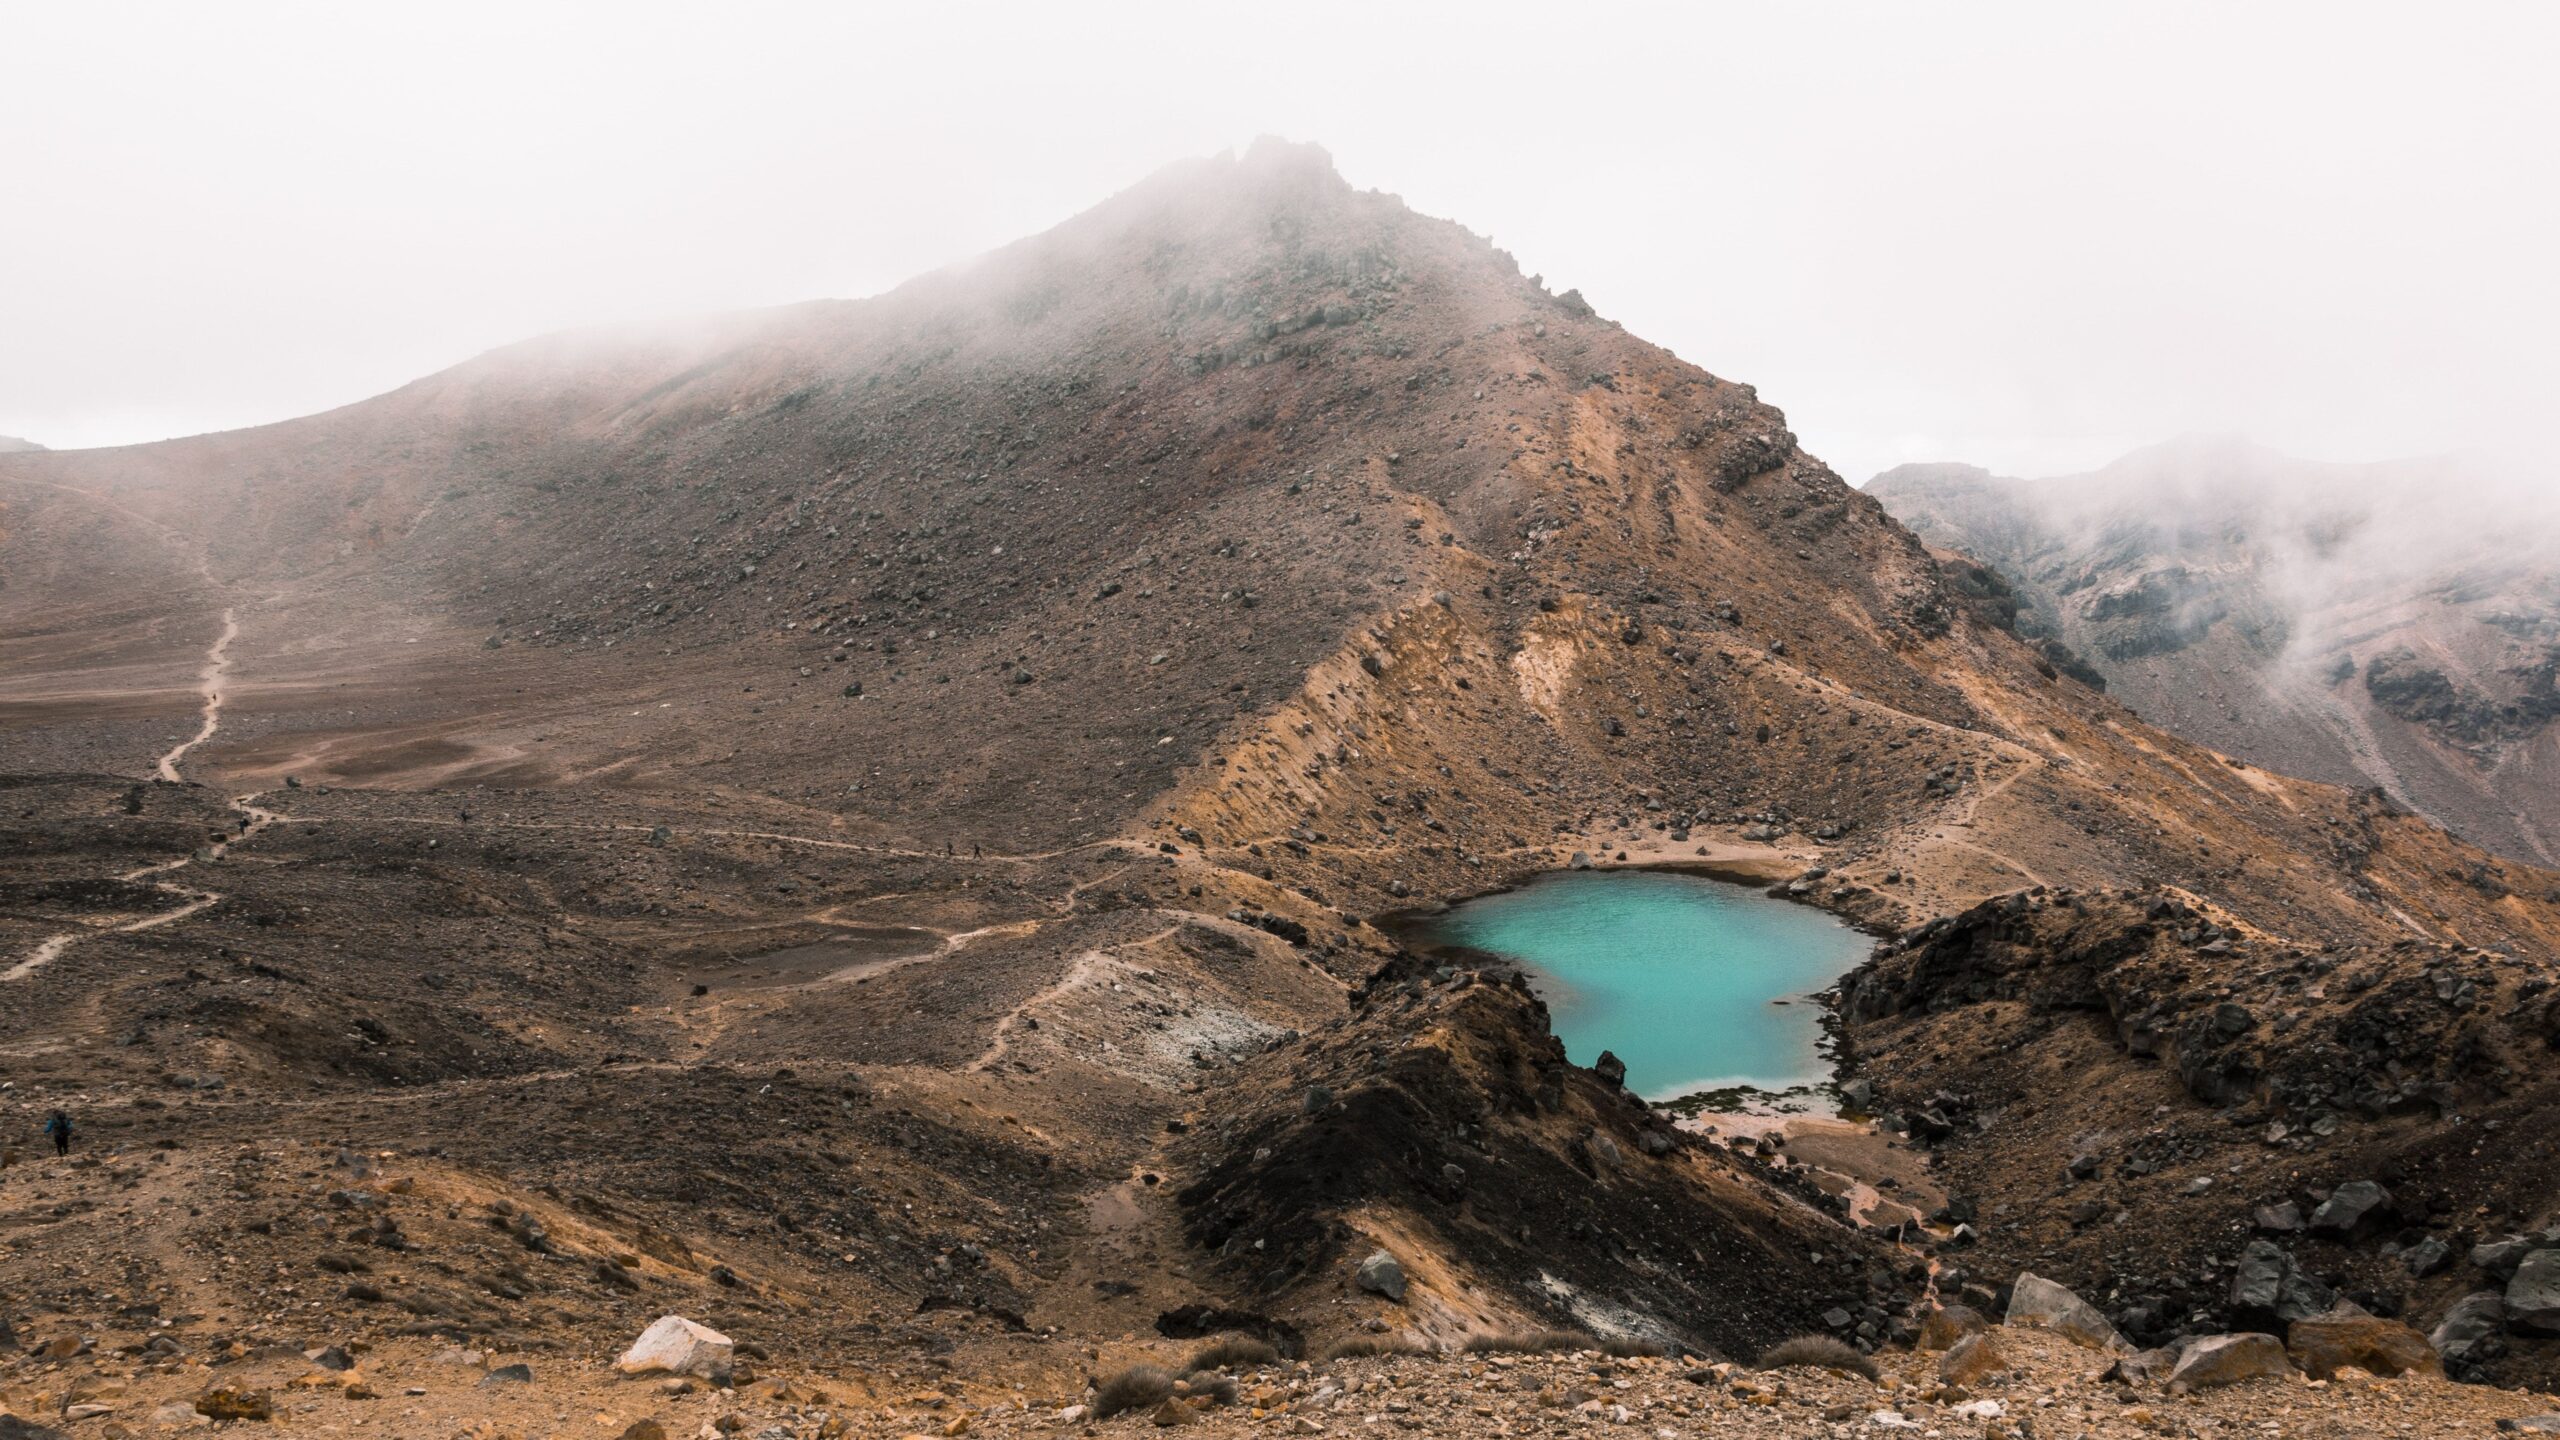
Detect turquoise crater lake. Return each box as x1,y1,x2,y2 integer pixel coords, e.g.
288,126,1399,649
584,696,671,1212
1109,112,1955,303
1418,870,1874,1103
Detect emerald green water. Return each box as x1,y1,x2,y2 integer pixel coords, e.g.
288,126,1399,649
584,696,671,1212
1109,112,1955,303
1421,870,1872,1103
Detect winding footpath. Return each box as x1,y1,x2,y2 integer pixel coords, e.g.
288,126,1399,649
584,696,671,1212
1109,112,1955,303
155,607,238,781
7,607,271,982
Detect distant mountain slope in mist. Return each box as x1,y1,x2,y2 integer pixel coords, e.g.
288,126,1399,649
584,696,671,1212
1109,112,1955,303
1871,436,2560,862
0,436,44,453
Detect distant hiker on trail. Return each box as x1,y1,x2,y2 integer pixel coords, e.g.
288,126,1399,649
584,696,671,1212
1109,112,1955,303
44,1111,71,1157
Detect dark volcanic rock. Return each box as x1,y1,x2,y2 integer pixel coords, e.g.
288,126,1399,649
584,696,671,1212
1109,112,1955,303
2433,1291,2508,1370
2308,1181,2393,1240
1172,952,1901,1358
2230,1241,2336,1326
2509,1250,2560,1337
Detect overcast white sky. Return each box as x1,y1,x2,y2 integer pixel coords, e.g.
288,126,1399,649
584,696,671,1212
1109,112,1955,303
5,2,2556,485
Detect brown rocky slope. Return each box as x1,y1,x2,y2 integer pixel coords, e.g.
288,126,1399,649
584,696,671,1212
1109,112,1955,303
3,141,2558,1429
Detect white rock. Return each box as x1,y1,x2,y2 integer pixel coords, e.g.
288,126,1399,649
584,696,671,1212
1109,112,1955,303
616,1314,734,1378
1954,1399,2006,1419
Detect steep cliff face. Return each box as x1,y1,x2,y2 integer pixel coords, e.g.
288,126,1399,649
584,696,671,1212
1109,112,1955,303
1871,438,2560,864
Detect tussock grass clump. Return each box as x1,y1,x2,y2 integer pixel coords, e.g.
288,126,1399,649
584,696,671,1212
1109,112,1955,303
1092,1364,1244,1418
1755,1334,1879,1380
1596,1336,1669,1359
1181,1374,1240,1407
1091,1364,1177,1419
1319,1333,1431,1361
1186,1336,1280,1373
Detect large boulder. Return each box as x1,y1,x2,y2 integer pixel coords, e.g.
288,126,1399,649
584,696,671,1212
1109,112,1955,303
616,1316,733,1379
2169,1333,2294,1391
2005,1272,2131,1353
2507,1250,2560,1336
2307,1181,2393,1240
2229,1241,2336,1325
2285,1308,2442,1379
2431,1291,2507,1369
1355,1250,1407,1302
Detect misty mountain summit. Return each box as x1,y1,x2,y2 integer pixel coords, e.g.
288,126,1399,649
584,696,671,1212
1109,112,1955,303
7,135,2560,1437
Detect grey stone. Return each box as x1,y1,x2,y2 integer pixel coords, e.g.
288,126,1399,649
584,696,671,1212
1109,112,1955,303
2473,1234,2539,1279
2506,1249,2560,1336
2431,1290,2506,1367
2005,1271,2131,1352
1355,1250,1407,1302
2401,1235,2453,1278
2253,1202,2304,1234
2307,1181,2392,1239
2229,1241,2335,1325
